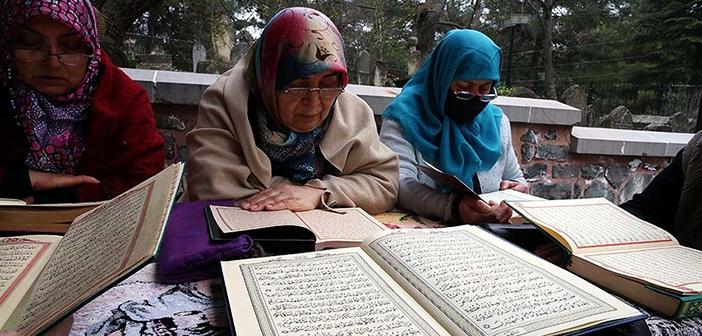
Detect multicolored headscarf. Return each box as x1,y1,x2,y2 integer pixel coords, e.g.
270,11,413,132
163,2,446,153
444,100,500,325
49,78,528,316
255,6,348,126
1,0,102,174
253,7,348,183
383,29,503,189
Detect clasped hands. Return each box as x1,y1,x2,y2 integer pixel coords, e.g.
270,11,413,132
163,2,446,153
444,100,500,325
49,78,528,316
456,180,529,224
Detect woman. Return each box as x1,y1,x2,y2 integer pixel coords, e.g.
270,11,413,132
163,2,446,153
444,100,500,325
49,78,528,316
621,130,702,250
187,7,398,214
380,29,527,224
0,0,165,203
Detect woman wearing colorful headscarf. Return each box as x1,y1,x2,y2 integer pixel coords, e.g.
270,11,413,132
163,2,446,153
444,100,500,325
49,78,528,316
187,7,398,214
0,0,165,203
380,30,527,224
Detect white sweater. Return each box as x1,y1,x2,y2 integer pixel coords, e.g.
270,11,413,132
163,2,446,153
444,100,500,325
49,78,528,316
379,115,526,222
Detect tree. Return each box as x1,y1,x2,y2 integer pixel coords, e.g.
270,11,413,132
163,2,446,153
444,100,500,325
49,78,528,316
93,0,163,66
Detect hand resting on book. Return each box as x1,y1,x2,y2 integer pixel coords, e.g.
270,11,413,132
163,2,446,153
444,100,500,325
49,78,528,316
241,184,325,212
456,195,513,224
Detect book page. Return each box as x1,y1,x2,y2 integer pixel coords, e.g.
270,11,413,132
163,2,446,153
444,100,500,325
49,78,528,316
295,208,387,244
221,248,450,336
362,227,641,336
0,235,61,328
209,206,305,233
508,198,677,253
480,189,544,204
579,245,702,295
0,198,26,206
12,163,183,335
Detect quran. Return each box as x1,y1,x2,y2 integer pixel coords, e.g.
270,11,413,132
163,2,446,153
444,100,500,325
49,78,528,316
0,163,184,335
221,226,644,336
207,206,388,251
0,201,104,234
417,162,543,223
507,197,702,319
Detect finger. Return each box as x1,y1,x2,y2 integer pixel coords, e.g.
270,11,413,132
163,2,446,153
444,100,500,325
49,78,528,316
463,198,491,213
53,175,100,189
499,181,511,190
242,189,278,208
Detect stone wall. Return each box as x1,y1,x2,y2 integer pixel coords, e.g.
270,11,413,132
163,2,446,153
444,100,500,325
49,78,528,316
510,123,668,204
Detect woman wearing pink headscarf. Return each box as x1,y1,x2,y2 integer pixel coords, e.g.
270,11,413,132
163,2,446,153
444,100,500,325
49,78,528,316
187,7,398,214
0,0,165,203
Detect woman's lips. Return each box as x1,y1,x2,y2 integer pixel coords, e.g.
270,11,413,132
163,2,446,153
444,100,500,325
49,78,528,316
33,76,68,85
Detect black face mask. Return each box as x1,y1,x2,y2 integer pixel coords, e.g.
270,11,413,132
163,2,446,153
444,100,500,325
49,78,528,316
443,90,489,124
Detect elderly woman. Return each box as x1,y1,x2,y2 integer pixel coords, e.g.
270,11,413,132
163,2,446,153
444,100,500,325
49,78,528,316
0,0,165,203
187,7,398,214
380,30,527,224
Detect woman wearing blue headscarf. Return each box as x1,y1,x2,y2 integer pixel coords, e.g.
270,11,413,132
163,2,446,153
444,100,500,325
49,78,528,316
380,29,527,224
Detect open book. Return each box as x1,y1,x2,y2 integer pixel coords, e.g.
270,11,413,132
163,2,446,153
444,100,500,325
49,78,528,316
417,162,542,222
507,197,702,318
207,206,388,250
0,163,184,335
0,201,104,234
221,226,644,336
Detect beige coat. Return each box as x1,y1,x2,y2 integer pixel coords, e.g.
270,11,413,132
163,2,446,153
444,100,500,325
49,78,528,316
186,61,399,214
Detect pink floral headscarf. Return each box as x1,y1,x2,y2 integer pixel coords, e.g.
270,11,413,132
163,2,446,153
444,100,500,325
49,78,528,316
255,7,349,122
1,0,102,174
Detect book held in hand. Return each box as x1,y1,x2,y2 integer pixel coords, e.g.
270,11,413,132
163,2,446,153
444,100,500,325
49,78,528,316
207,206,388,251
507,197,702,318
221,226,644,336
0,163,184,335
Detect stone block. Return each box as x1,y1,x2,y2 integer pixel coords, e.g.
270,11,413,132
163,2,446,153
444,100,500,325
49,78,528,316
530,181,573,200
544,129,558,140
553,164,581,178
605,165,629,189
584,179,614,202
523,163,548,180
535,144,568,161
582,164,604,179
520,129,539,144
521,144,534,162
155,114,187,131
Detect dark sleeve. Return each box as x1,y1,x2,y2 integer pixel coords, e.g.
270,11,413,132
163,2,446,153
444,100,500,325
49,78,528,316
75,88,165,202
620,149,683,232
0,164,32,199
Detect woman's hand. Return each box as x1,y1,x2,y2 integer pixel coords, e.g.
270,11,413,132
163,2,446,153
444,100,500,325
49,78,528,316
499,180,529,193
457,196,513,224
29,170,99,191
241,184,325,212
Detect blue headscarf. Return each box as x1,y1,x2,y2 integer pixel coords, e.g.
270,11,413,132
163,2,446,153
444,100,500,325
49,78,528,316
383,29,503,188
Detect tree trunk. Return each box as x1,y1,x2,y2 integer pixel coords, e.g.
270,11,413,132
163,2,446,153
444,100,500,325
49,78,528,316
541,0,557,99
94,0,163,66
414,0,446,60
468,0,482,28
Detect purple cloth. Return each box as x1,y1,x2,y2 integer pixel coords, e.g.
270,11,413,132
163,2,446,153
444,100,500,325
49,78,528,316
157,200,255,284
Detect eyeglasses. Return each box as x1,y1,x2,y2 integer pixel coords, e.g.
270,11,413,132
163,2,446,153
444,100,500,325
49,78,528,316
454,86,498,102
283,87,344,100
12,48,93,67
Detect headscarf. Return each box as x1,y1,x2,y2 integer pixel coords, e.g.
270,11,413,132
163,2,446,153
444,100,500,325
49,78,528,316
1,0,102,174
253,7,348,183
383,29,503,188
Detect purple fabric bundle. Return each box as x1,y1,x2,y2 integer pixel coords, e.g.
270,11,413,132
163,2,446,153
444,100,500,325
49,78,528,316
157,199,256,283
